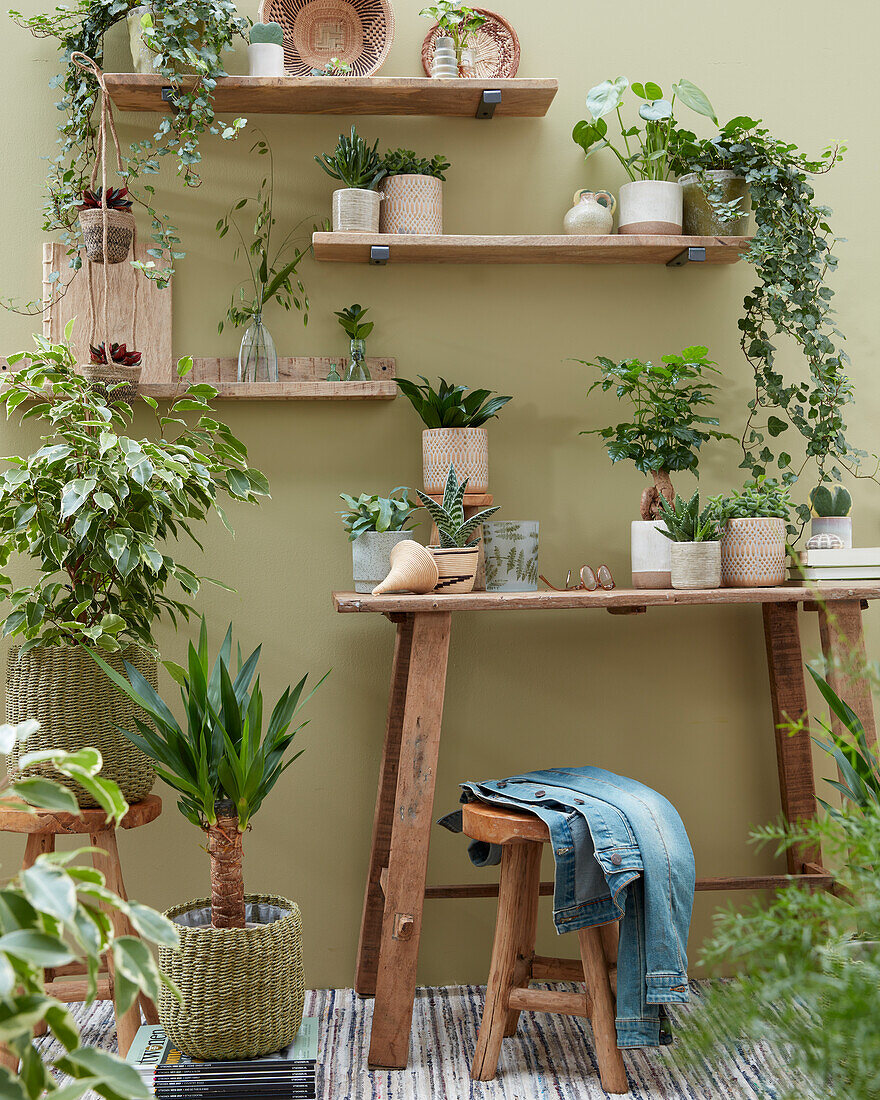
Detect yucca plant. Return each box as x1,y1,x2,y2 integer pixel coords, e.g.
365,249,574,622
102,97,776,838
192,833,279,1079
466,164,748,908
417,465,498,548
314,126,386,190
657,489,719,542
91,620,328,929
396,376,512,429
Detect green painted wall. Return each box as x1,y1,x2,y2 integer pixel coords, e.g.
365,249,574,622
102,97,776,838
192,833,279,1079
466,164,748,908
0,0,877,989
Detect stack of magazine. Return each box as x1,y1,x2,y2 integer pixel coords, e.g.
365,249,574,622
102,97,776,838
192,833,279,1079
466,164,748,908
789,546,880,586
126,1020,318,1099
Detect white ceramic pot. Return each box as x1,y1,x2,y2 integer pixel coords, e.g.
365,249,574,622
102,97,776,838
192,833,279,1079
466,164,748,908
380,175,443,235
670,541,722,590
431,36,458,78
422,427,488,494
248,42,285,77
811,516,852,549
332,189,381,233
631,520,672,589
618,180,682,235
352,531,414,594
721,518,786,587
482,521,539,592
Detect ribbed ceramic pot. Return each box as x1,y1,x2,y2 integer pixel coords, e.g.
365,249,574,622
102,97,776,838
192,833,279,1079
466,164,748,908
811,516,852,549
680,170,751,236
618,180,682,235
422,427,488,494
430,546,479,593
380,175,443,234
482,521,539,592
6,644,156,806
721,518,787,587
631,520,672,589
670,541,722,590
352,531,415,593
332,188,381,233
430,36,458,77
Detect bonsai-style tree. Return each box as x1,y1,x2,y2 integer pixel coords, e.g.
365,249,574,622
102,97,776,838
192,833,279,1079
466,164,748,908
576,345,734,520
93,621,327,929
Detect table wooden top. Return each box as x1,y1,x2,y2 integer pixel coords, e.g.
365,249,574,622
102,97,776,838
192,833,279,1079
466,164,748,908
333,585,880,614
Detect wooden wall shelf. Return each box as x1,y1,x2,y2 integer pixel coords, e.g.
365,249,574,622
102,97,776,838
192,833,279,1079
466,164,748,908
144,356,397,400
311,233,751,266
103,75,558,118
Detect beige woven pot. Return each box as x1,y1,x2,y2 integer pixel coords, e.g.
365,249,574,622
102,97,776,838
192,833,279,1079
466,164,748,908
422,427,489,494
721,518,787,587
79,361,142,405
430,546,479,593
159,894,304,1060
332,188,381,233
78,207,135,264
6,644,156,806
670,541,722,590
380,175,443,234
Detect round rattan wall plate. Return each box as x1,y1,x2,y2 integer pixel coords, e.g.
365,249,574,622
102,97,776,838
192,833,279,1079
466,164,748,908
420,8,520,78
258,0,394,77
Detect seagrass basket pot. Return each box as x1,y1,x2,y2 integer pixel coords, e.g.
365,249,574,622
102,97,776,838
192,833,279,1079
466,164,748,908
159,893,305,1060
6,644,156,806
79,361,142,404
429,545,479,593
78,207,136,264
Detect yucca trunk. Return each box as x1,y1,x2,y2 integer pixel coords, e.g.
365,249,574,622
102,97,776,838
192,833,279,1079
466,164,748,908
207,800,246,929
640,469,675,521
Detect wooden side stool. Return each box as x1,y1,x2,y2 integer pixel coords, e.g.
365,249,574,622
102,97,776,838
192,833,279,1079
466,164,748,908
0,794,163,1056
462,801,628,1094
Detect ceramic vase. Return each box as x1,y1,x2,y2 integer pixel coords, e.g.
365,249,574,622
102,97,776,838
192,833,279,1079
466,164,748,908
248,42,285,77
563,190,616,234
422,427,488,494
352,531,414,593
811,516,852,549
670,542,722,590
430,36,458,77
631,520,672,589
618,180,682,235
379,175,443,234
332,188,381,233
680,171,750,236
482,521,539,592
721,518,787,587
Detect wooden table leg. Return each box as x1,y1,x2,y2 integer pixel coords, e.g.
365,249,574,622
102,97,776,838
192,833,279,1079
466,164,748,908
368,612,452,1070
763,603,822,872
818,600,877,747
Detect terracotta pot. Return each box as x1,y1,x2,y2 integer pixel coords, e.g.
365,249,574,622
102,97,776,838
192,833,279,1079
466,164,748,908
332,188,381,233
811,516,852,549
351,531,414,594
680,171,750,236
429,546,479,593
422,427,488,494
721,518,786,587
631,520,672,589
380,175,443,234
670,541,722,590
618,180,682,235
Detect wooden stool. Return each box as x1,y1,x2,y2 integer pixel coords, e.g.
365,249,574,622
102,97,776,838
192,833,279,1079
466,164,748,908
462,801,628,1093
0,795,163,1056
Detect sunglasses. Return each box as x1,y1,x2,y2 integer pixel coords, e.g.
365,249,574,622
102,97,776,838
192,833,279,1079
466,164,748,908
539,565,615,592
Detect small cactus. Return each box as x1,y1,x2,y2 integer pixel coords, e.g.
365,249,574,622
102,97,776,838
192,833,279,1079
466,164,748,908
250,21,283,45
809,484,852,517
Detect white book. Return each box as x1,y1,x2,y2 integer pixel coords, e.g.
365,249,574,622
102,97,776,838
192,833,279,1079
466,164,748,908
792,565,880,579
795,547,880,567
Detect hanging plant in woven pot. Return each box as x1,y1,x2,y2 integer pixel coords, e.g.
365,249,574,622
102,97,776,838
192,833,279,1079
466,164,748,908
93,621,327,1060
0,333,270,808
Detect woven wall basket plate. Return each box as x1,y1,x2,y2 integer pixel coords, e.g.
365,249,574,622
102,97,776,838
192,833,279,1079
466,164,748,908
258,0,394,77
421,8,520,78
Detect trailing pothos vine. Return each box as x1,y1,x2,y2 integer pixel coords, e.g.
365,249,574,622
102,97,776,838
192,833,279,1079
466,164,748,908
8,0,249,300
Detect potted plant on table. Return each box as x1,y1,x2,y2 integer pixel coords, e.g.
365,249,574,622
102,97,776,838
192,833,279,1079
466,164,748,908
340,488,418,592
658,490,721,590
334,303,373,381
0,330,268,806
315,126,387,233
420,2,486,76
708,477,791,588
379,149,450,235
248,21,284,76
572,77,718,234
809,485,852,549
396,375,512,495
92,620,327,1060
576,345,734,588
417,465,499,594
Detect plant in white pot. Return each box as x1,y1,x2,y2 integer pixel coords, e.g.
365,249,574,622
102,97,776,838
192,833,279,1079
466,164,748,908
577,345,734,588
379,148,450,235
809,484,852,548
340,489,419,593
396,375,512,495
315,126,387,233
658,490,721,590
573,77,718,234
248,21,285,76
708,478,792,588
92,621,327,1060
0,332,268,807
417,465,498,594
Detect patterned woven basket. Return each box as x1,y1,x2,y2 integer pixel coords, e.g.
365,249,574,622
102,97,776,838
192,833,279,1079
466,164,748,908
79,361,142,405
159,894,305,1060
78,207,135,265
420,8,520,77
430,546,479,593
258,0,394,77
6,644,156,807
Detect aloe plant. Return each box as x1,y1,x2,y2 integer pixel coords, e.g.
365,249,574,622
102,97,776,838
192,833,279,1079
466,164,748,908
416,465,498,548
315,126,386,190
657,490,719,542
396,376,512,429
810,485,852,518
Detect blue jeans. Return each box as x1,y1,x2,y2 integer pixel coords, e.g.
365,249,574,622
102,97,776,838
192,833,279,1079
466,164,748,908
440,766,695,1048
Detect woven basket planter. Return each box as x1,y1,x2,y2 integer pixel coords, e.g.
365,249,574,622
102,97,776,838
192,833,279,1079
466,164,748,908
79,361,142,404
422,427,488,494
78,208,135,265
670,541,722,590
6,645,156,807
379,176,443,234
332,188,381,233
159,894,304,1060
721,518,787,587
430,546,479,593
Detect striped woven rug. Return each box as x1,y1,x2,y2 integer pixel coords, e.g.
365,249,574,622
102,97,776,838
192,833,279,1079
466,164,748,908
44,983,802,1099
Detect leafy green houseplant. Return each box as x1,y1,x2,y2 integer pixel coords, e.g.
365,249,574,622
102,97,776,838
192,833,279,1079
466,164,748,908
397,376,512,496
657,491,721,591
420,2,486,70
315,127,386,232
708,478,791,588
417,465,498,594
340,490,419,593
92,621,325,1059
379,149,450,234
334,304,373,381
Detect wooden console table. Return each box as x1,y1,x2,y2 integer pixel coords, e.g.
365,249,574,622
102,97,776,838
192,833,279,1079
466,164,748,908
332,586,879,1069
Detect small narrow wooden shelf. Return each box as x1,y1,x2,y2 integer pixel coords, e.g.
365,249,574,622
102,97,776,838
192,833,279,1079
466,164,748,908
312,233,751,265
103,75,558,118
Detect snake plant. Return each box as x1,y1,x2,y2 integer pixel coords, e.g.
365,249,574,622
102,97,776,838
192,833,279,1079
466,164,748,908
416,465,498,548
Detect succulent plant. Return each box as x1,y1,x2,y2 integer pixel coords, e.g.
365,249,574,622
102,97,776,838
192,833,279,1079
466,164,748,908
708,477,792,524
416,465,499,549
339,489,417,542
315,126,386,191
249,20,283,45
311,58,351,75
381,149,450,180
80,187,133,211
658,490,719,543
89,342,142,367
809,484,852,517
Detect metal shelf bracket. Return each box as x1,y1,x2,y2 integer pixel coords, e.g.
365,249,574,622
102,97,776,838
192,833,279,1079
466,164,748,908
370,246,390,266
667,246,707,267
476,90,502,119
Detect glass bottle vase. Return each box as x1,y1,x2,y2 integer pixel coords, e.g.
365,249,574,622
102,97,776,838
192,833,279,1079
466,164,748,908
238,314,278,383
346,338,371,381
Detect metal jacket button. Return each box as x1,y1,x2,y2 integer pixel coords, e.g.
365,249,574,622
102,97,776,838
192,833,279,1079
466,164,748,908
533,790,545,797
611,853,623,866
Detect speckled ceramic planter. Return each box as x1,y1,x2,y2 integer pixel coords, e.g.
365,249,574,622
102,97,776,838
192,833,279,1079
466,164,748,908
352,532,415,593
721,518,786,587
422,428,489,494
670,541,722,590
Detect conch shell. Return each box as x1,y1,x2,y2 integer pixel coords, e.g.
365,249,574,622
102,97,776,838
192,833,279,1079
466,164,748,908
372,541,439,595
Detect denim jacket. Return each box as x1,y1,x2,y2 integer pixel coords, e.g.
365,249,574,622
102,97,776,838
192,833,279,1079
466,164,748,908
439,766,695,1048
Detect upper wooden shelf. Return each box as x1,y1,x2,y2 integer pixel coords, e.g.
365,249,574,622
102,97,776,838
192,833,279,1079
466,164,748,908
103,75,558,118
312,233,751,266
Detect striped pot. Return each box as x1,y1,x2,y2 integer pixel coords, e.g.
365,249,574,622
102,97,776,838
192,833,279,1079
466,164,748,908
422,427,488,494
721,518,787,587
430,546,479,593
332,188,381,233
670,541,722,590
380,175,443,235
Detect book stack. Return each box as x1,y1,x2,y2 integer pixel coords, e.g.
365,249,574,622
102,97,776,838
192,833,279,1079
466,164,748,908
789,547,880,586
126,1020,318,1099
